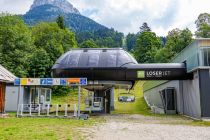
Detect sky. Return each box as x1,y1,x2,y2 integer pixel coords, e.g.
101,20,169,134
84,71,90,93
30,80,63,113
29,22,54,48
0,0,210,36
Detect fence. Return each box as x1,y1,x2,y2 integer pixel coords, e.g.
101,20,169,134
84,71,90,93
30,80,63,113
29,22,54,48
17,103,78,118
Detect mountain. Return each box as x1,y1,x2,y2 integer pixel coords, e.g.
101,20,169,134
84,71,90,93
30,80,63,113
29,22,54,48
30,0,80,14
23,0,124,48
23,0,107,32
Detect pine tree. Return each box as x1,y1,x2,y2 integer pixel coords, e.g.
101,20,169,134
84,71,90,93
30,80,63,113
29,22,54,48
139,22,151,33
56,15,65,29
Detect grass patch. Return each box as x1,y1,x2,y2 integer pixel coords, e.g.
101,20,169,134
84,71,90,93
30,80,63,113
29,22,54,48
190,120,210,126
143,80,167,92
51,88,88,111
0,113,105,140
112,81,152,115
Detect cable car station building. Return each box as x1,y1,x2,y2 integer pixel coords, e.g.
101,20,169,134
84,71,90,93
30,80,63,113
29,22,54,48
3,38,210,120
144,38,210,119
51,47,190,114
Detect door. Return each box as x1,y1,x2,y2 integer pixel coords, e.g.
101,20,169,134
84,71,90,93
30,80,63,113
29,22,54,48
30,88,39,105
160,87,176,114
0,82,5,113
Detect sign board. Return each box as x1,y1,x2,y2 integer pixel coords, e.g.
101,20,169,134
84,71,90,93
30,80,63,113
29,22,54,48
20,78,27,85
137,70,172,79
53,78,60,85
137,71,145,78
27,78,40,85
67,78,80,85
14,79,20,85
60,79,67,86
80,78,87,85
14,78,87,86
40,78,53,85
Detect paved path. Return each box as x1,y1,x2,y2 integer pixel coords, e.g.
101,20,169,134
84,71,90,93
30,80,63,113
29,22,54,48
80,115,210,140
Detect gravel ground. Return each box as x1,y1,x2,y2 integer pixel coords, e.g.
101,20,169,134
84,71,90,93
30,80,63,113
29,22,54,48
80,115,210,140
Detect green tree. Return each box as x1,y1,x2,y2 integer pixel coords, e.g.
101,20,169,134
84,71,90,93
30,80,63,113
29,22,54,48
134,31,161,63
195,13,210,28
80,39,98,48
139,22,151,33
76,28,124,48
56,15,65,29
32,22,77,66
0,14,35,77
195,23,210,38
28,49,51,78
126,33,137,51
155,28,193,62
195,13,210,38
166,28,192,54
154,47,173,63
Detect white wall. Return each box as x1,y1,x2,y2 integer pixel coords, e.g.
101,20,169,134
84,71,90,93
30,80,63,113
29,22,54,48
5,86,24,112
181,71,201,118
144,80,181,112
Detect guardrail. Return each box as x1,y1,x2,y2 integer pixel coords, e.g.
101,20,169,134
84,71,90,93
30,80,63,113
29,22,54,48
17,104,78,118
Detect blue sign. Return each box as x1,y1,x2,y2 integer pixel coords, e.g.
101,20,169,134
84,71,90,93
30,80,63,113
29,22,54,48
60,79,67,85
46,78,53,85
14,79,20,85
40,78,53,85
40,79,47,85
80,78,87,85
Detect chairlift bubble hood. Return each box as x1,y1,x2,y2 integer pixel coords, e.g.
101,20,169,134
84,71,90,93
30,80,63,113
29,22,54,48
52,48,192,82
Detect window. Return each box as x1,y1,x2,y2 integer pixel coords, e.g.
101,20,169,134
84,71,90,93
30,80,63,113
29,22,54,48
107,50,117,67
118,50,133,67
30,88,39,104
201,48,210,66
40,89,46,104
45,89,51,102
88,55,99,67
67,51,81,67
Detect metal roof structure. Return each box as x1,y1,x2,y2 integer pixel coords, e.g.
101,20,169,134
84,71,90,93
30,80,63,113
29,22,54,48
0,65,16,83
52,48,138,69
52,48,191,81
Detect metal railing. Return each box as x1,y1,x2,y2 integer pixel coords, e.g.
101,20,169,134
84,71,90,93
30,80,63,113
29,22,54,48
17,104,78,118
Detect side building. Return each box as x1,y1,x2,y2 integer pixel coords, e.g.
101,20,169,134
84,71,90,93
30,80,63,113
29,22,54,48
0,65,16,114
144,38,210,119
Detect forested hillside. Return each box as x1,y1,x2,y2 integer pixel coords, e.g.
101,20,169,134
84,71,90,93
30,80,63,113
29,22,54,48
0,15,77,78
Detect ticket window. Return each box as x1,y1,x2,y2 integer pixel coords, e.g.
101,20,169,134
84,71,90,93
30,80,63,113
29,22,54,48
40,88,51,104
30,88,51,105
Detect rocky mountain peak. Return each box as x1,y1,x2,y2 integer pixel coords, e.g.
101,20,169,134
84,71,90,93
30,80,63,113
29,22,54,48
30,0,80,14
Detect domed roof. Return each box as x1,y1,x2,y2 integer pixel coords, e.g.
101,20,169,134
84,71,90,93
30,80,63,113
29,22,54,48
52,48,138,69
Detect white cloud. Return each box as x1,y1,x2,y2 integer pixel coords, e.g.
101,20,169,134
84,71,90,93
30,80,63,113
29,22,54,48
69,0,178,35
70,0,210,36
0,0,33,14
0,0,210,36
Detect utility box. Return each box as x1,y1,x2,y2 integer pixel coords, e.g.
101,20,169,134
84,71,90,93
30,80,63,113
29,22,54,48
160,87,177,114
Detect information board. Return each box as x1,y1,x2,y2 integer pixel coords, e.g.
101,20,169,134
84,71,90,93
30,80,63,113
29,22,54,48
14,78,87,86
